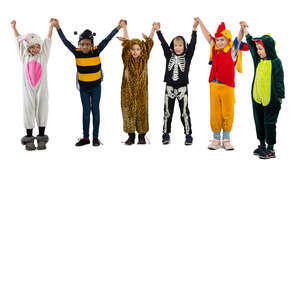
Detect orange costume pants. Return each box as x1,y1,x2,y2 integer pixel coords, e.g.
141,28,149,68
209,82,235,133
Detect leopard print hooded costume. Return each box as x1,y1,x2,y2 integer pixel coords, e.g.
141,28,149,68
121,37,153,134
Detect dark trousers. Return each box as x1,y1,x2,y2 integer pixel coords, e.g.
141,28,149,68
79,84,102,138
252,99,281,145
163,85,192,135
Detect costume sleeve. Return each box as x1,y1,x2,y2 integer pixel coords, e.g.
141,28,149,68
57,28,77,54
144,37,154,61
245,33,259,65
186,30,197,59
97,27,119,53
121,39,131,65
41,37,52,62
156,30,171,58
273,59,285,99
16,36,26,62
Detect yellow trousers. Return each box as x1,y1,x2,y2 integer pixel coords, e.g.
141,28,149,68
210,82,235,132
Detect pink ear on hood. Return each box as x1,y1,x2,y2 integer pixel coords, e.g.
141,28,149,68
18,35,30,44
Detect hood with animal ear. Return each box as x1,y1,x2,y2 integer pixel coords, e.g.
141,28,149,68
170,36,187,54
128,38,147,58
75,29,96,45
252,34,277,60
18,33,43,49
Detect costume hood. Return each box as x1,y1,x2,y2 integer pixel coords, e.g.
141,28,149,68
252,34,277,60
170,36,187,55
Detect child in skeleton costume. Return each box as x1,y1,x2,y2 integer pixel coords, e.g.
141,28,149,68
197,18,248,150
154,19,198,145
118,21,155,145
241,22,285,159
11,20,53,151
52,19,122,147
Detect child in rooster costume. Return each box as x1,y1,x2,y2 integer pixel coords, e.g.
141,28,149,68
241,21,285,159
197,18,248,150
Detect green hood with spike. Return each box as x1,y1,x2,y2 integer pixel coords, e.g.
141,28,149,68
246,33,285,104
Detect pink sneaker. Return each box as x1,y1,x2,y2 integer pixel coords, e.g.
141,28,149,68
222,139,234,151
208,139,221,150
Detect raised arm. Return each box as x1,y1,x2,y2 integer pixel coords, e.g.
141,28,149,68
11,20,20,37
122,21,129,40
97,21,121,52
195,17,212,44
186,18,198,58
148,23,156,40
11,20,26,60
47,19,55,39
52,18,76,54
240,21,259,64
154,22,171,58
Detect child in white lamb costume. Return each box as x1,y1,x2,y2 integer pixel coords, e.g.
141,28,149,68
11,19,54,151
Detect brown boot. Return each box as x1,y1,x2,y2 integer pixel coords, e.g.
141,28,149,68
138,134,146,145
125,133,135,145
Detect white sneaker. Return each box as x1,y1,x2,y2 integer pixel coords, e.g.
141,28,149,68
208,139,221,150
222,139,234,151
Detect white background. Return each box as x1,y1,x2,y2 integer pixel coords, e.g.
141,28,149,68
1,0,299,299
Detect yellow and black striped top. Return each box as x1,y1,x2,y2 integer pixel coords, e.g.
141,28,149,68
58,27,119,88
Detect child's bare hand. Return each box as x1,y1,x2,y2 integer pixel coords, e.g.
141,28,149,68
51,18,60,29
240,21,248,28
194,17,201,24
193,18,199,30
152,22,160,31
10,20,16,28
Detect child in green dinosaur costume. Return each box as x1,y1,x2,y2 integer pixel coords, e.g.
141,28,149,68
241,21,285,159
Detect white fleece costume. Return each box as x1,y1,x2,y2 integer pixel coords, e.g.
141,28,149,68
16,33,51,129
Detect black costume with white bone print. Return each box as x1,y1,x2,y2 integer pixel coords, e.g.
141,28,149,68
156,30,197,134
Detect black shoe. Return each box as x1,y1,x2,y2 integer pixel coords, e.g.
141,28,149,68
185,134,193,145
75,138,90,147
138,134,146,145
125,133,135,145
93,138,101,147
259,149,276,159
253,145,266,156
162,133,170,145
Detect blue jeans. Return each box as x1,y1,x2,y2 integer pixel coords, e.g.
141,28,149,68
79,84,101,138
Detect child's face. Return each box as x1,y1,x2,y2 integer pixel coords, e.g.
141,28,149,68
256,43,267,59
174,39,184,55
79,39,93,54
130,44,141,58
215,36,228,49
28,44,41,56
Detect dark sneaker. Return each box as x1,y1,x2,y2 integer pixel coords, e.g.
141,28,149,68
162,133,170,145
93,138,101,147
125,133,135,145
75,138,90,147
259,149,276,159
185,134,193,145
138,134,146,145
253,145,266,156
